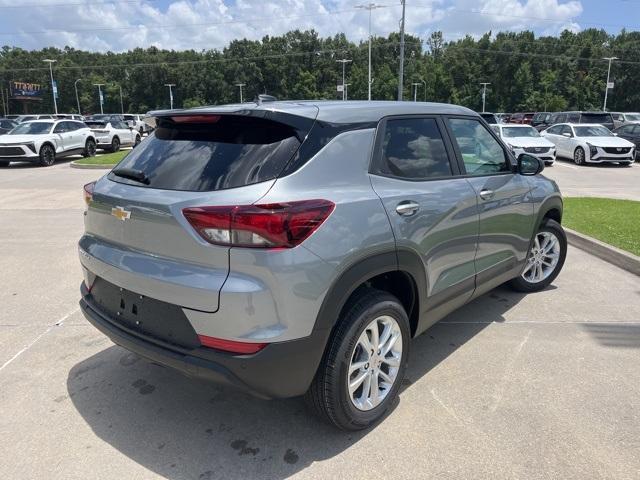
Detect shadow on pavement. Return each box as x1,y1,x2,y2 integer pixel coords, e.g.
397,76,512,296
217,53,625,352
68,285,529,480
581,323,640,349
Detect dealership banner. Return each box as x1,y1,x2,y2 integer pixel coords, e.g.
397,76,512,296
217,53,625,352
10,82,43,100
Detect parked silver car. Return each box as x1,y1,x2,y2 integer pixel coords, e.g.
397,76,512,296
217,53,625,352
79,100,566,430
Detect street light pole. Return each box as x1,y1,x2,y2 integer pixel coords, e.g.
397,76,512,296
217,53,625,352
480,82,491,113
602,56,618,111
412,82,420,102
420,78,426,102
336,59,352,101
118,85,124,114
93,83,105,114
164,84,175,109
356,3,383,101
42,59,58,115
398,0,406,101
74,79,81,115
235,83,246,103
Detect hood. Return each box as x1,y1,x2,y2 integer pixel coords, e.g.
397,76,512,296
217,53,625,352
0,134,47,144
580,136,635,148
503,136,555,148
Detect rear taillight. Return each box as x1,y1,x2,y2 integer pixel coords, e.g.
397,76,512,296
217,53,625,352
83,181,95,206
183,200,335,248
198,335,267,354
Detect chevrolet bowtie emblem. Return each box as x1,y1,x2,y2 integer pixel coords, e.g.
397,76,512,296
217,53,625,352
111,206,131,221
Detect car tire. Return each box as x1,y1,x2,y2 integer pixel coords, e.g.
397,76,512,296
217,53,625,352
139,127,144,136
508,218,567,293
110,137,120,153
38,144,56,167
573,147,585,166
82,138,97,158
305,288,410,431
134,135,141,147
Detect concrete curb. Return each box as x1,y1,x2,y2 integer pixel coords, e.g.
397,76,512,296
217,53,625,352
69,161,113,170
565,227,640,277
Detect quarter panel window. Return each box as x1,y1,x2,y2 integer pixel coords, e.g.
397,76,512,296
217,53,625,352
377,118,453,179
448,118,510,176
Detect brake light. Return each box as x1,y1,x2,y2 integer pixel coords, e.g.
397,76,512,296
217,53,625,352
171,115,221,124
198,335,267,354
83,181,95,206
183,200,334,248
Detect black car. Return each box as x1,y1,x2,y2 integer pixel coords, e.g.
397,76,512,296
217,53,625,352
614,123,640,161
547,111,615,131
479,112,499,124
531,112,552,131
0,119,17,135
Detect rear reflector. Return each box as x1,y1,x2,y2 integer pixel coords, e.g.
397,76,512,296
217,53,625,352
83,181,95,206
183,200,334,248
198,335,267,354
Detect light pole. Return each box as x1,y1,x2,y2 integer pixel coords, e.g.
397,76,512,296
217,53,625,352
344,83,351,101
93,83,105,114
117,85,124,114
420,78,427,102
356,3,383,101
235,83,246,103
74,79,81,115
480,82,491,113
398,0,406,101
336,59,352,101
42,59,58,115
602,56,618,111
164,84,175,109
412,82,420,102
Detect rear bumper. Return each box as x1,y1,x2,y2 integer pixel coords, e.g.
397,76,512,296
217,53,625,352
79,283,329,399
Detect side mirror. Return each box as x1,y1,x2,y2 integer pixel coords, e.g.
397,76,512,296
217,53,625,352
518,154,544,176
613,132,618,136
562,132,572,138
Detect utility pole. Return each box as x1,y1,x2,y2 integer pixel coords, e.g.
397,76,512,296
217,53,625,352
164,83,175,109
235,83,246,103
42,59,58,115
93,83,105,114
356,3,383,101
0,86,5,117
336,59,352,101
118,85,124,114
412,82,420,101
602,56,618,111
74,79,81,115
420,78,426,102
397,0,406,101
480,82,491,113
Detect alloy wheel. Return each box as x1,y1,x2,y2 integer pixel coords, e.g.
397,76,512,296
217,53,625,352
574,148,584,165
347,315,403,411
521,231,561,284
42,145,55,165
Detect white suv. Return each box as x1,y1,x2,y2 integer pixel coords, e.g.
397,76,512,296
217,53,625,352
123,114,151,136
85,117,141,152
0,119,96,167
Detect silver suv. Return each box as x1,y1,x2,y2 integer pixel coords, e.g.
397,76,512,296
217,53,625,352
79,101,566,430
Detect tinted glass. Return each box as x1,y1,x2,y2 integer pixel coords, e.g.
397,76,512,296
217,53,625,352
378,118,452,179
10,122,53,134
0,120,14,128
613,114,624,121
560,125,573,136
546,125,562,135
53,122,68,133
574,126,613,137
503,126,539,138
618,125,635,135
625,114,640,121
110,115,301,192
85,121,106,128
580,113,612,124
448,118,509,175
632,125,640,135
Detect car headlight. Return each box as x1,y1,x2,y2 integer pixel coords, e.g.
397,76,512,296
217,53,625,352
587,143,598,156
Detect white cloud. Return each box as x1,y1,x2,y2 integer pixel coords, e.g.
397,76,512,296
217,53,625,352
0,0,582,52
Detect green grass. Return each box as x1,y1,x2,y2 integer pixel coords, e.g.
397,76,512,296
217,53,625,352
563,197,640,256
73,150,128,165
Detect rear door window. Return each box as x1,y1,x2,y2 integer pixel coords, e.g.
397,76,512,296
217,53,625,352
109,115,302,192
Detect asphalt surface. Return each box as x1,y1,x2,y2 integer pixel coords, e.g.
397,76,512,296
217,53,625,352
1,161,639,480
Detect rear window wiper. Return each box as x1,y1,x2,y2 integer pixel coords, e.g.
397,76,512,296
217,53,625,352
112,167,150,185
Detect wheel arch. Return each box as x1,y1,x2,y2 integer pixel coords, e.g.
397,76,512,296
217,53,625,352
39,141,56,154
535,194,563,231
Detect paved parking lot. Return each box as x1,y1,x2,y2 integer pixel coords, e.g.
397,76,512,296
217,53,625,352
1,162,639,479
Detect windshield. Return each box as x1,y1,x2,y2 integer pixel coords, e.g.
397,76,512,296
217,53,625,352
574,126,613,137
626,114,640,121
9,122,53,135
503,126,539,138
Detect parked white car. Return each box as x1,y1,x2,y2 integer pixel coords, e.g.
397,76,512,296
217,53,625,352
491,124,556,165
85,117,141,152
123,114,152,136
611,112,640,129
0,119,96,167
13,114,55,123
541,123,635,166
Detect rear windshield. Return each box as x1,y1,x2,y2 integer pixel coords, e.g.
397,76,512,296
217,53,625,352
581,113,612,124
110,115,302,191
85,121,107,128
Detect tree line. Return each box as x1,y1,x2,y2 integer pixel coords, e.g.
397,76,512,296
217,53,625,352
1,27,639,115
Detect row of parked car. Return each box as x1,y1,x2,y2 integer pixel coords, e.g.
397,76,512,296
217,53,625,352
1,113,152,136
0,113,149,167
480,110,639,166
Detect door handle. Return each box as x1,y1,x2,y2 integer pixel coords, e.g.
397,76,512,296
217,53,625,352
479,189,495,201
395,201,420,216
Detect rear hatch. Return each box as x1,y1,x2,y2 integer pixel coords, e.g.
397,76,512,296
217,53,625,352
580,113,614,130
81,108,317,312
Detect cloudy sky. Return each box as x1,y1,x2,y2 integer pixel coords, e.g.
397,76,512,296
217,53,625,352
0,0,637,52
